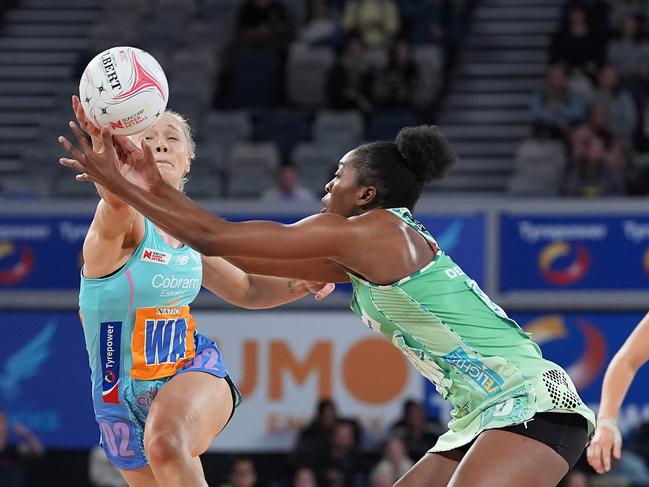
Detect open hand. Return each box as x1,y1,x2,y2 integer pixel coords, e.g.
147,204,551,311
59,122,163,192
587,422,622,474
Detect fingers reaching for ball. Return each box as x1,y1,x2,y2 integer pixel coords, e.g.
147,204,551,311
72,95,101,139
58,121,125,190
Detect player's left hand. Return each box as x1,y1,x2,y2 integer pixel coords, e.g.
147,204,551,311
59,122,124,189
303,281,335,301
587,420,622,474
59,122,163,193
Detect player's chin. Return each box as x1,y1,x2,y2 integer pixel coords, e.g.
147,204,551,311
157,169,179,186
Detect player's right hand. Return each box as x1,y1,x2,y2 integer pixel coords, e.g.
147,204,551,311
587,423,622,474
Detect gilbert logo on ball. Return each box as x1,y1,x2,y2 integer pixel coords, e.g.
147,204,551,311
79,46,169,136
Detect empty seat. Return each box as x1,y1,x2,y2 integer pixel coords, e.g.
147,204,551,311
196,140,228,172
52,172,100,199
229,48,282,108
286,45,335,108
291,142,339,195
256,108,310,159
171,47,220,76
136,22,183,51
507,138,566,196
368,110,418,140
203,0,240,26
167,96,205,127
155,0,194,27
312,110,364,150
200,110,251,146
227,142,280,198
184,167,221,199
170,69,215,104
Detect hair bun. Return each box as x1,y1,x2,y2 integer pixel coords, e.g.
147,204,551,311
395,125,456,183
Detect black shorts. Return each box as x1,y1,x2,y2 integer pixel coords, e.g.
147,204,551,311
456,412,589,469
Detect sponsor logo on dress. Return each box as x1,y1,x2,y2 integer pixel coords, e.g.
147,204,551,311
175,255,189,266
444,347,504,396
141,248,171,265
100,321,122,403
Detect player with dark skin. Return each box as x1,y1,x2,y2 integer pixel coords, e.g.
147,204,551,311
59,122,576,487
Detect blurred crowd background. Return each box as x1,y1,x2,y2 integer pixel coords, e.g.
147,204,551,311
1,0,648,202
2,0,649,486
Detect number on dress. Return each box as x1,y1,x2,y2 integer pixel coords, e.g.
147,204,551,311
100,421,135,457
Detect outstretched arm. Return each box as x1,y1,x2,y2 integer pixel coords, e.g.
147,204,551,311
588,312,649,473
201,255,335,309
70,96,142,278
59,125,366,263
224,256,350,283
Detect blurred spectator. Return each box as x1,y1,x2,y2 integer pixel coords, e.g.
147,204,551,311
635,98,649,157
298,0,343,48
610,0,649,30
562,135,626,197
342,0,401,49
88,445,128,487
389,399,442,461
262,164,317,203
236,0,292,49
220,457,258,487
550,6,605,76
562,0,610,38
293,467,317,487
531,64,587,132
566,67,595,102
316,420,365,487
607,16,649,86
0,411,44,487
327,34,373,112
369,38,420,109
507,125,568,197
294,399,338,469
398,0,443,45
369,470,393,487
369,437,414,485
570,99,627,170
592,64,638,147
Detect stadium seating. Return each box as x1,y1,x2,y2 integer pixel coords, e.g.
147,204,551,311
200,110,252,147
255,108,310,160
507,138,566,196
368,110,418,140
229,48,282,108
291,142,339,195
227,142,279,198
286,44,335,109
312,110,364,152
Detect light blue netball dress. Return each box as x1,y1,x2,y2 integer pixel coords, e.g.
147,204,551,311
79,218,241,469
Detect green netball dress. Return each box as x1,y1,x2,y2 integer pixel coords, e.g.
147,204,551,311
348,208,595,453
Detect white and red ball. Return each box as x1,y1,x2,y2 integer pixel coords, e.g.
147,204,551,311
79,46,169,136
